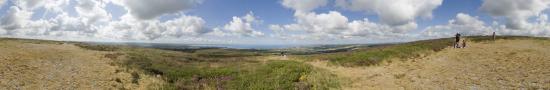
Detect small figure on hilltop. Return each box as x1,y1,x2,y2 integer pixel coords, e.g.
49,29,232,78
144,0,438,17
455,33,461,48
280,51,287,57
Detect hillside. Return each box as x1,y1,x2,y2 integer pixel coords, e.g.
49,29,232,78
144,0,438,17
0,36,549,89
0,39,163,89
301,37,550,89
0,38,338,89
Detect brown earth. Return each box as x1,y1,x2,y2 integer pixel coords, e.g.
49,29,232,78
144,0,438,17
307,40,550,89
0,40,162,89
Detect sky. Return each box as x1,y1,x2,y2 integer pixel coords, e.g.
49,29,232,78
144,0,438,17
0,0,549,45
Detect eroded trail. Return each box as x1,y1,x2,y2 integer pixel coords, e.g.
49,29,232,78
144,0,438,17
0,41,161,89
307,40,550,89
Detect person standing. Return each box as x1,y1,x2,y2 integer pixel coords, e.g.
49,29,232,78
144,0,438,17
455,33,461,48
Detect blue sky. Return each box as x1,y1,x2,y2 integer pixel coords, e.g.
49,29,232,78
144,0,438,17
0,0,549,45
189,0,485,33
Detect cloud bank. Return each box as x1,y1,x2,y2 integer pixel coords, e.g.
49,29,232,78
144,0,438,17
480,0,550,30
270,0,439,41
0,0,212,41
336,0,442,26
112,0,203,20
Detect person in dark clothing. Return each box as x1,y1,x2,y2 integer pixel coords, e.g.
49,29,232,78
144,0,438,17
455,33,461,48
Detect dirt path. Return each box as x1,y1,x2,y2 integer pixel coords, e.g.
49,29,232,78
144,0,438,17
0,41,161,89
307,40,550,89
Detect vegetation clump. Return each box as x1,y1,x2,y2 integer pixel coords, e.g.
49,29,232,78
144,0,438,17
76,44,120,51
116,47,338,89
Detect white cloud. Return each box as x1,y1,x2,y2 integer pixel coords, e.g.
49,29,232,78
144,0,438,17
421,13,494,38
271,11,411,40
497,14,550,37
5,12,97,37
219,12,264,37
337,0,442,26
33,0,71,14
0,0,211,40
0,0,210,41
96,0,210,40
12,0,45,10
113,0,203,20
281,0,328,12
75,0,111,24
421,13,550,38
163,15,209,36
480,0,550,30
0,6,33,31
10,0,70,14
97,15,208,40
271,0,424,41
49,13,95,32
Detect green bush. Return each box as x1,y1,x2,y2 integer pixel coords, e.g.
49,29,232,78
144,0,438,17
229,60,313,90
75,44,120,51
120,47,339,89
193,49,262,58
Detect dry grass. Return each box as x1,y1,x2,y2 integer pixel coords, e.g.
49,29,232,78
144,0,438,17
303,39,550,89
300,36,549,67
0,39,162,89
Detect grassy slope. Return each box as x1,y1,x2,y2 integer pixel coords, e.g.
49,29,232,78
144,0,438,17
301,36,549,67
76,43,339,89
6,36,546,89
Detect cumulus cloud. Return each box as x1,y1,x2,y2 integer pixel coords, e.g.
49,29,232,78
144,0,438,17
97,15,208,40
75,0,111,24
0,0,104,37
0,6,33,31
113,0,203,20
217,12,264,37
49,13,95,32
496,14,550,37
337,0,442,26
0,0,211,41
281,0,328,12
101,0,210,40
421,13,494,38
480,0,550,30
271,0,425,41
1,0,70,32
43,0,70,13
12,0,45,10
421,13,550,38
271,11,412,40
1,11,98,37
